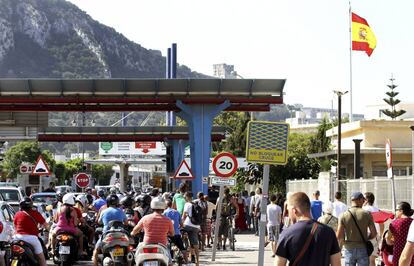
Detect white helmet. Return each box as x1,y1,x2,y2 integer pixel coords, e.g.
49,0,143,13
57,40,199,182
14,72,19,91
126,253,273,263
150,198,166,210
76,194,87,207
62,193,75,206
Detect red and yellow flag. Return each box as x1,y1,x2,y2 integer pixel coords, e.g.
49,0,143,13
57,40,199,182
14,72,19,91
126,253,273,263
352,12,377,56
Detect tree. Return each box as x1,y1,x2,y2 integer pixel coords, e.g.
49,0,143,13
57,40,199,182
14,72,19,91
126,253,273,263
92,164,114,185
382,76,406,120
63,158,83,181
54,162,66,185
3,141,55,178
310,116,333,153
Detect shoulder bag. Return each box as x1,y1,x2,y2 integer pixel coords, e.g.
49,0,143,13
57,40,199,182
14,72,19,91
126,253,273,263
292,222,319,266
348,210,374,256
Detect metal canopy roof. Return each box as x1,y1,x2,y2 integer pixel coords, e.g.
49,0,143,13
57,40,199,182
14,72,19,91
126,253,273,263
0,78,285,112
37,126,227,142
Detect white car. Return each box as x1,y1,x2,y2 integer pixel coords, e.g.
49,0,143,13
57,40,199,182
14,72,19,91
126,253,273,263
0,186,25,212
55,185,73,194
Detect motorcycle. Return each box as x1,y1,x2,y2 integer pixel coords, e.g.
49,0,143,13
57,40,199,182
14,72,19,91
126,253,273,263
135,243,170,266
53,232,78,266
9,240,38,266
101,221,134,266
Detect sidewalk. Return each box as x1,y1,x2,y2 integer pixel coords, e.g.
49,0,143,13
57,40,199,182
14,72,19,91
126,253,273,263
199,232,275,265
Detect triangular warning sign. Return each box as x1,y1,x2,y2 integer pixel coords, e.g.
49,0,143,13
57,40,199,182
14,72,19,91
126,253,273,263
31,155,51,175
173,160,195,179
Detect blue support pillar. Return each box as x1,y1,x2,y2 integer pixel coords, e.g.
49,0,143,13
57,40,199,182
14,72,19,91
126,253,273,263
176,100,230,195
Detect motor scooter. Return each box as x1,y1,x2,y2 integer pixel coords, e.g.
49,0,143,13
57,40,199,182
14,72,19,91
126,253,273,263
101,221,134,266
135,242,170,266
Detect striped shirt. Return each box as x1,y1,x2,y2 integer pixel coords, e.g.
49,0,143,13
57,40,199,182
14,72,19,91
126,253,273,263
138,212,174,246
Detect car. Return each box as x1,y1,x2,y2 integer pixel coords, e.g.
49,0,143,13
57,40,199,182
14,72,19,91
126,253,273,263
0,201,16,265
0,186,25,212
30,192,57,206
55,185,73,194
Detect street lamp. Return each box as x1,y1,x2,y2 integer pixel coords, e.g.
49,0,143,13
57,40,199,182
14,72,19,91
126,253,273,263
333,90,348,189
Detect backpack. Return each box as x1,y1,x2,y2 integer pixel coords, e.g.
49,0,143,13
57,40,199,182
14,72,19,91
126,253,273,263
221,196,235,217
190,202,203,225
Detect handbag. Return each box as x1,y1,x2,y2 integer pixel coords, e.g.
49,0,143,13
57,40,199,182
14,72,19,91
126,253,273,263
348,210,374,256
292,222,319,266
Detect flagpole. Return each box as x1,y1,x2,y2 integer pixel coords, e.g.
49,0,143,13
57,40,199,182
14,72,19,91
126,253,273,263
349,0,353,122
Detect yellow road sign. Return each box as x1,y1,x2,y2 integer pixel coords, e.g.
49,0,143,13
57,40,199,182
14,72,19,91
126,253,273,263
246,121,289,165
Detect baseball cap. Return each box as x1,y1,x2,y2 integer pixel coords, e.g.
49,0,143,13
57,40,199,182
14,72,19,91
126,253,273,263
351,192,365,201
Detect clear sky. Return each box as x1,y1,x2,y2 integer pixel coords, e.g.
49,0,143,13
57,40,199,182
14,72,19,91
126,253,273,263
67,0,414,114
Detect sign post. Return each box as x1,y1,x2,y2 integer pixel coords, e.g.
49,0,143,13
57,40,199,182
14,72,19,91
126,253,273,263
386,139,396,212
246,121,289,266
211,152,237,262
75,173,90,188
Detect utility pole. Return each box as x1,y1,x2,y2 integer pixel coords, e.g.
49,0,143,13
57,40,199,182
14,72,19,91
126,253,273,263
334,90,348,190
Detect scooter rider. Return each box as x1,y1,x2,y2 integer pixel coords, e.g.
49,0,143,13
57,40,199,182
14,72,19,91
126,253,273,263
14,197,50,266
92,194,127,266
131,198,174,265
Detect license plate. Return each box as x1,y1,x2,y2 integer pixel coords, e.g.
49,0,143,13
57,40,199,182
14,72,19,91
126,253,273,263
11,260,18,266
143,261,159,266
111,247,124,257
59,245,70,254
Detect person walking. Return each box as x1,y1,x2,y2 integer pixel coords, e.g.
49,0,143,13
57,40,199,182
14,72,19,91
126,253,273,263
275,192,341,266
204,195,215,248
310,190,323,220
385,201,414,266
248,191,256,231
267,194,282,258
243,190,252,230
332,191,348,218
318,201,338,232
194,192,208,251
182,192,201,265
173,183,187,216
363,192,384,266
235,193,248,231
399,220,414,265
253,187,263,236
336,192,377,266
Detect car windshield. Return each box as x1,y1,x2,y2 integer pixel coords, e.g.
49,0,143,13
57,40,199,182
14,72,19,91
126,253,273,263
32,195,57,205
0,189,20,202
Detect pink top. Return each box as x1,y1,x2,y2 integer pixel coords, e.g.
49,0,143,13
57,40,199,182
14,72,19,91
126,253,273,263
56,206,77,234
390,217,414,266
138,212,174,246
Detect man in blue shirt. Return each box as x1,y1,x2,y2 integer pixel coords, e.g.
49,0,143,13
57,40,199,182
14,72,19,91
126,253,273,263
310,190,323,220
164,199,187,263
92,194,127,266
92,190,107,211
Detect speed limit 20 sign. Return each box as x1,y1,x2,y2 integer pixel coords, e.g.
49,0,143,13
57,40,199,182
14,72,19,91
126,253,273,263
212,152,238,178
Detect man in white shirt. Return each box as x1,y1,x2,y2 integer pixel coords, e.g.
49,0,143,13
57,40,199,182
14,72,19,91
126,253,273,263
332,191,348,218
399,221,414,265
267,194,282,258
182,192,201,266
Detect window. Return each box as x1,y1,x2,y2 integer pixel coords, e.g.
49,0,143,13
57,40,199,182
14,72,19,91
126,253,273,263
1,205,11,222
0,190,20,201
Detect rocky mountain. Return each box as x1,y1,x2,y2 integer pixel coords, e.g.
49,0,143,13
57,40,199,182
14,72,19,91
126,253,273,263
0,0,207,79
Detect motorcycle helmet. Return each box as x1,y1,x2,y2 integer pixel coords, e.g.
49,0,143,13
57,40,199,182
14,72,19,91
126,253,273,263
106,194,119,207
76,194,87,207
120,196,134,209
150,198,167,210
19,197,33,210
98,189,105,198
109,187,117,195
86,194,94,205
142,194,151,206
62,193,75,206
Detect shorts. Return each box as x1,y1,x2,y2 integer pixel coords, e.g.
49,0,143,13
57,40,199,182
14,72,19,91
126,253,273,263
206,219,212,236
183,225,200,247
219,217,230,238
15,234,43,254
267,225,280,242
200,221,208,235
170,235,186,251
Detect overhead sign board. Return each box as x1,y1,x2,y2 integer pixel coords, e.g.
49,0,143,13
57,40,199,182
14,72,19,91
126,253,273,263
211,177,236,186
212,152,238,178
246,121,289,165
32,155,51,175
173,160,195,180
99,142,166,156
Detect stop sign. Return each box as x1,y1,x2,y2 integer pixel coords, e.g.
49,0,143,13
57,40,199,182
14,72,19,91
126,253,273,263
75,173,90,188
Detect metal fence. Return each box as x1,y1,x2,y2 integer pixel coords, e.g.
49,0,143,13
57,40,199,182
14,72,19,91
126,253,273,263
287,174,414,211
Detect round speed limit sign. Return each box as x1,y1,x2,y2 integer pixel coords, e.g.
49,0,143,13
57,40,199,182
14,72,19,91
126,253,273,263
212,152,238,178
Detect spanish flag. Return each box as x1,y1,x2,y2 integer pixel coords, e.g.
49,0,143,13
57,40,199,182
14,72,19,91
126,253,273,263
352,12,377,56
